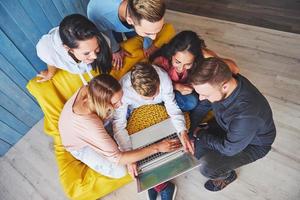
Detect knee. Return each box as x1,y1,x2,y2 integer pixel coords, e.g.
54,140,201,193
183,94,198,111
199,160,219,179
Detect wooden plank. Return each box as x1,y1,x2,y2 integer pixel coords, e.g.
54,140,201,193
0,139,11,157
0,30,38,80
0,70,43,121
18,0,53,34
0,54,34,97
0,156,46,200
80,0,90,15
0,91,41,127
0,121,23,145
0,106,30,134
61,0,81,15
35,0,64,27
0,3,45,72
3,120,66,199
51,0,71,17
165,0,300,34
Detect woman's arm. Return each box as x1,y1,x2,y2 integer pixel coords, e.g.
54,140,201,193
118,138,181,165
37,64,57,82
202,48,240,74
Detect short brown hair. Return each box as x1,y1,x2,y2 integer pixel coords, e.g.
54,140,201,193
88,74,121,120
131,63,160,97
189,57,232,86
127,0,166,24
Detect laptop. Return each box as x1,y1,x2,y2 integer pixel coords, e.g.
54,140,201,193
130,118,201,193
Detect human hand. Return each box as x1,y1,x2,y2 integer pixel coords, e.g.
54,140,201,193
175,83,193,95
112,48,132,70
36,69,55,82
155,138,182,153
127,163,138,178
179,131,194,155
144,44,158,58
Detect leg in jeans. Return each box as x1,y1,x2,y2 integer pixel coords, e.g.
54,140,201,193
194,120,271,180
175,91,198,112
189,99,212,134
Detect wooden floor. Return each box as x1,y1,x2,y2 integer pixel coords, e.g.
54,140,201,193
166,0,300,34
1,10,300,200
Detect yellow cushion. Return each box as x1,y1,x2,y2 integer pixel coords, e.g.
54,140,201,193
27,70,132,200
127,104,190,135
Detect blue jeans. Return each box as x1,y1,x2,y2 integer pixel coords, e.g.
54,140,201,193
189,99,212,133
194,119,271,179
175,91,198,112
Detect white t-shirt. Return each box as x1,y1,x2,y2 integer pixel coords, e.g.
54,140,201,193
112,65,187,151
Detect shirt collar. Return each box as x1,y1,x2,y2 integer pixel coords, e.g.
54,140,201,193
217,74,242,108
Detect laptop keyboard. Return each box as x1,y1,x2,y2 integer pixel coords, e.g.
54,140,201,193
137,132,180,167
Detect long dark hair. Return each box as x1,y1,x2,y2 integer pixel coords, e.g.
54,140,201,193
59,14,112,74
150,30,206,70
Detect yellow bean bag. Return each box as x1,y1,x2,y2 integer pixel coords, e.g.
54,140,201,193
26,23,176,200
27,70,132,200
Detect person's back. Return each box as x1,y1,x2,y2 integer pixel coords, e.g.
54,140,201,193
216,74,276,147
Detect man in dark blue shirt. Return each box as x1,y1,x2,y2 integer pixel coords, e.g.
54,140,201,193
188,57,276,191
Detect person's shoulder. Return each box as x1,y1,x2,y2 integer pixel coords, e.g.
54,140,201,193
36,27,59,63
119,71,131,86
88,0,120,13
153,65,172,82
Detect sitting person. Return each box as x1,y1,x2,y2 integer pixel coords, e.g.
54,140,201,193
58,74,181,179
87,0,174,70
150,30,240,132
189,57,276,191
113,63,194,200
36,14,111,84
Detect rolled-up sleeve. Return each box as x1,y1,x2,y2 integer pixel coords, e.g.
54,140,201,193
160,71,187,133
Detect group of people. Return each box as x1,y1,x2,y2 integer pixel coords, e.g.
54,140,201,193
36,0,276,200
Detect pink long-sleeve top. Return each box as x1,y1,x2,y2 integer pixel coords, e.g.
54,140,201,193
58,89,122,164
154,56,188,84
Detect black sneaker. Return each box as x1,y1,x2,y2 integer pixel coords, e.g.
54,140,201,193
204,170,237,192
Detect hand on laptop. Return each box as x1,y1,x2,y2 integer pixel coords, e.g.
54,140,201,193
180,130,195,155
127,163,138,178
156,139,182,152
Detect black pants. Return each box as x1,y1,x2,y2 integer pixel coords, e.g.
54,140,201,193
194,119,271,179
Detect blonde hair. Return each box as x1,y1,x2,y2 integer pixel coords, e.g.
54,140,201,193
131,63,160,97
127,0,166,24
87,74,121,120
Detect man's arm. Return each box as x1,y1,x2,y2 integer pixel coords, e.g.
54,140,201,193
198,117,261,156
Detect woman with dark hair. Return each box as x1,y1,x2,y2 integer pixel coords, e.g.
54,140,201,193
36,14,112,85
150,30,239,121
